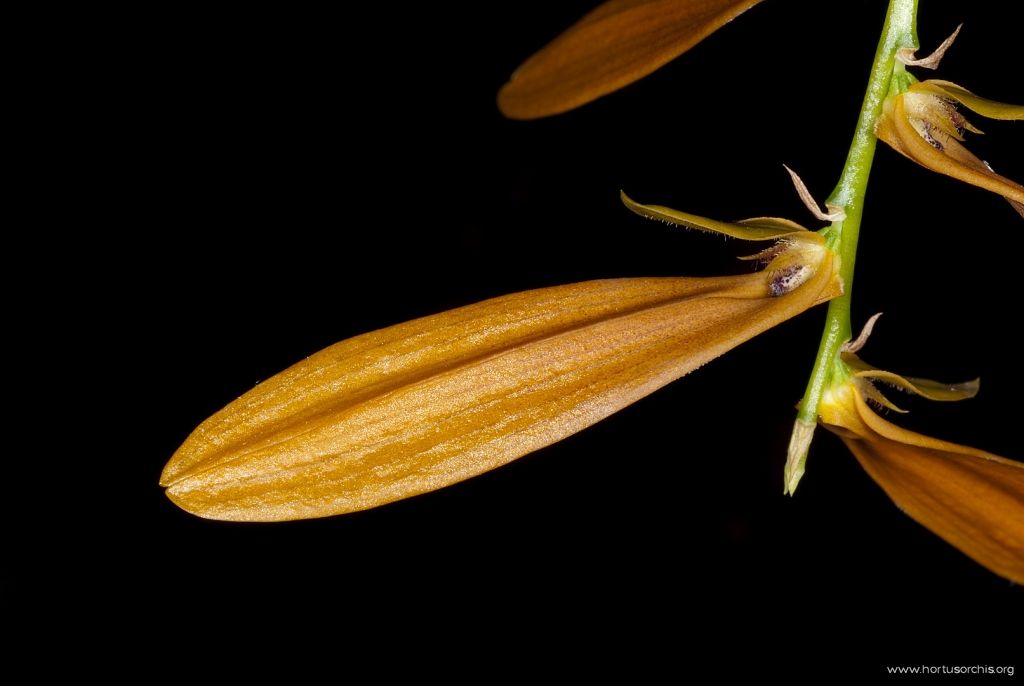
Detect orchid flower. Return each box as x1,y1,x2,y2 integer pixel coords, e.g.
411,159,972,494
817,341,1024,584
876,79,1024,216
161,209,840,521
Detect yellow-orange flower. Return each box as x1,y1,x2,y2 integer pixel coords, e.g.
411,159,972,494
819,354,1024,583
162,208,840,522
876,79,1024,216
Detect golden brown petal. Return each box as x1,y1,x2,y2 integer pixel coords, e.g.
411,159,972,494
498,0,765,119
824,386,1024,584
163,253,837,522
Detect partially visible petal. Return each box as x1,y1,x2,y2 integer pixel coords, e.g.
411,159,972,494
498,0,765,119
621,191,809,240
912,80,1024,121
842,391,1024,584
844,353,979,402
858,371,979,402
163,250,839,522
1008,198,1024,218
820,382,1024,583
856,378,907,414
877,95,1024,206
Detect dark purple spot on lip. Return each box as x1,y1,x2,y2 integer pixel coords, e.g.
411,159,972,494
770,265,807,297
921,122,945,151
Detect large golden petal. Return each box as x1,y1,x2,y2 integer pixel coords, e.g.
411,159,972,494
163,257,836,521
841,390,1024,584
498,0,765,119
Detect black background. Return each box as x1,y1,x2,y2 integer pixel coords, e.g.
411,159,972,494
36,0,1022,677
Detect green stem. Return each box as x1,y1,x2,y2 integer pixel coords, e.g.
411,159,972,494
784,0,919,494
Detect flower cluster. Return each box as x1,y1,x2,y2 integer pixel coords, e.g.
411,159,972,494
161,1,1024,584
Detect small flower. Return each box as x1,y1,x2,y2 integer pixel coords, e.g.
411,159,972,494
817,350,1024,583
498,0,766,119
162,206,840,521
876,79,1024,216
